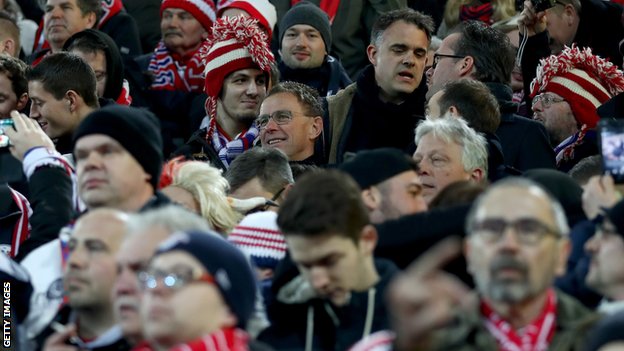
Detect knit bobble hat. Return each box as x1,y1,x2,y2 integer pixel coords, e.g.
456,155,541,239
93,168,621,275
339,148,417,189
155,230,257,328
161,0,217,32
228,211,287,270
530,45,624,129
201,15,275,119
217,0,277,39
279,1,332,51
72,105,163,189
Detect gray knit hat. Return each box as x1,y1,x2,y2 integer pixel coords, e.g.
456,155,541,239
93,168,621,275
279,1,331,51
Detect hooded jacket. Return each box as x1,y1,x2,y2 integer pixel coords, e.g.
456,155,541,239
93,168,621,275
258,259,398,351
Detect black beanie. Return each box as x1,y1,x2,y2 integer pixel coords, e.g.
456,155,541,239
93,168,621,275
72,105,163,189
603,198,624,238
279,1,332,52
155,231,257,329
339,148,417,189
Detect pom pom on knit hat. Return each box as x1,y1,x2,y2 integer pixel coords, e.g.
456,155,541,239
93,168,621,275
217,0,277,39
161,0,217,32
228,211,287,270
201,15,275,119
530,45,624,129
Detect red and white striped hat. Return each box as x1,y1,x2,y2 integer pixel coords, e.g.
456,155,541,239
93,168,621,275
161,0,217,31
217,0,277,39
201,15,275,118
530,45,624,128
228,211,287,269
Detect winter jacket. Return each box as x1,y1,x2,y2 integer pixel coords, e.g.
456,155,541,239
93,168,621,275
99,9,143,58
278,55,352,97
258,259,399,351
324,65,426,164
428,290,601,351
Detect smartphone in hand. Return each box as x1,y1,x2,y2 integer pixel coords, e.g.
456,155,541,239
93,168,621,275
598,119,624,184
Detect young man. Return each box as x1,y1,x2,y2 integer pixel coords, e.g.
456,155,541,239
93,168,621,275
259,170,398,350
176,15,275,169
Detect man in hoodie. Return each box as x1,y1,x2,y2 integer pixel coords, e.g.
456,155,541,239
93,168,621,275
259,170,398,350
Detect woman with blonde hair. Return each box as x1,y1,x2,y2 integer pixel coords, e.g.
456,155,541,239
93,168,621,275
159,157,242,234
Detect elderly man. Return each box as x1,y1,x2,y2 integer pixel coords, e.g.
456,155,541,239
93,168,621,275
177,15,275,169
31,0,100,64
413,117,488,204
340,148,427,223
138,230,257,350
530,45,624,172
276,2,351,97
325,8,433,164
355,177,600,350
257,81,324,164
426,21,555,172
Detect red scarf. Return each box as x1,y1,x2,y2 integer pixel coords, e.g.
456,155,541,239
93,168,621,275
116,79,133,106
132,328,249,351
99,0,124,27
481,289,557,351
7,187,31,258
290,0,340,24
148,41,206,93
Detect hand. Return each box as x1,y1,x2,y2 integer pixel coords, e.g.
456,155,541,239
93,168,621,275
387,238,473,351
518,0,548,37
43,323,80,351
582,175,621,219
4,110,55,162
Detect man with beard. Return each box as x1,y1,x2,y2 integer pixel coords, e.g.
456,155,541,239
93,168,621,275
176,15,275,170
457,178,597,349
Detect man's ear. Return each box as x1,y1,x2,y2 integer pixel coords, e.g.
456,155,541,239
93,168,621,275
0,38,17,57
278,183,294,203
361,187,381,211
448,106,461,117
16,93,28,111
65,90,81,112
359,224,379,255
458,56,475,78
366,44,378,66
470,167,484,182
85,12,97,29
308,116,323,140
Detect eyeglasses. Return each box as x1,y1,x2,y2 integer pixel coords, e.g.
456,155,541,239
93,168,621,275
138,267,215,291
244,187,285,215
431,53,466,70
470,218,562,245
532,93,566,110
256,110,308,130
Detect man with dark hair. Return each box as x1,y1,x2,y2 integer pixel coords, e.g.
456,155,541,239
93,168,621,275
427,21,556,172
325,8,434,163
258,81,325,163
340,148,427,223
64,29,131,105
32,0,101,64
26,52,99,154
277,3,351,97
0,11,20,57
225,147,294,206
259,170,398,350
0,55,28,118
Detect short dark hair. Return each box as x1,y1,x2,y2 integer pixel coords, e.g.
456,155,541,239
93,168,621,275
26,52,99,107
371,8,435,46
76,0,102,24
226,148,294,195
438,79,501,134
568,155,602,186
451,21,515,85
266,81,324,117
0,55,28,98
277,170,369,242
0,11,20,54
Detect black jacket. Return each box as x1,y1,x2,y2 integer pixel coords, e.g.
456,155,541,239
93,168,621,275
488,83,557,171
278,55,352,97
259,259,399,351
98,10,143,58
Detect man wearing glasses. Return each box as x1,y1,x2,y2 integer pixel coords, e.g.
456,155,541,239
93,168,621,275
530,45,624,171
138,230,258,350
376,178,599,350
257,82,324,164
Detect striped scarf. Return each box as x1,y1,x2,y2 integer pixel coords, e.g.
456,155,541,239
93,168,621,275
132,328,249,351
148,41,206,93
99,0,123,27
205,117,258,168
6,186,31,258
